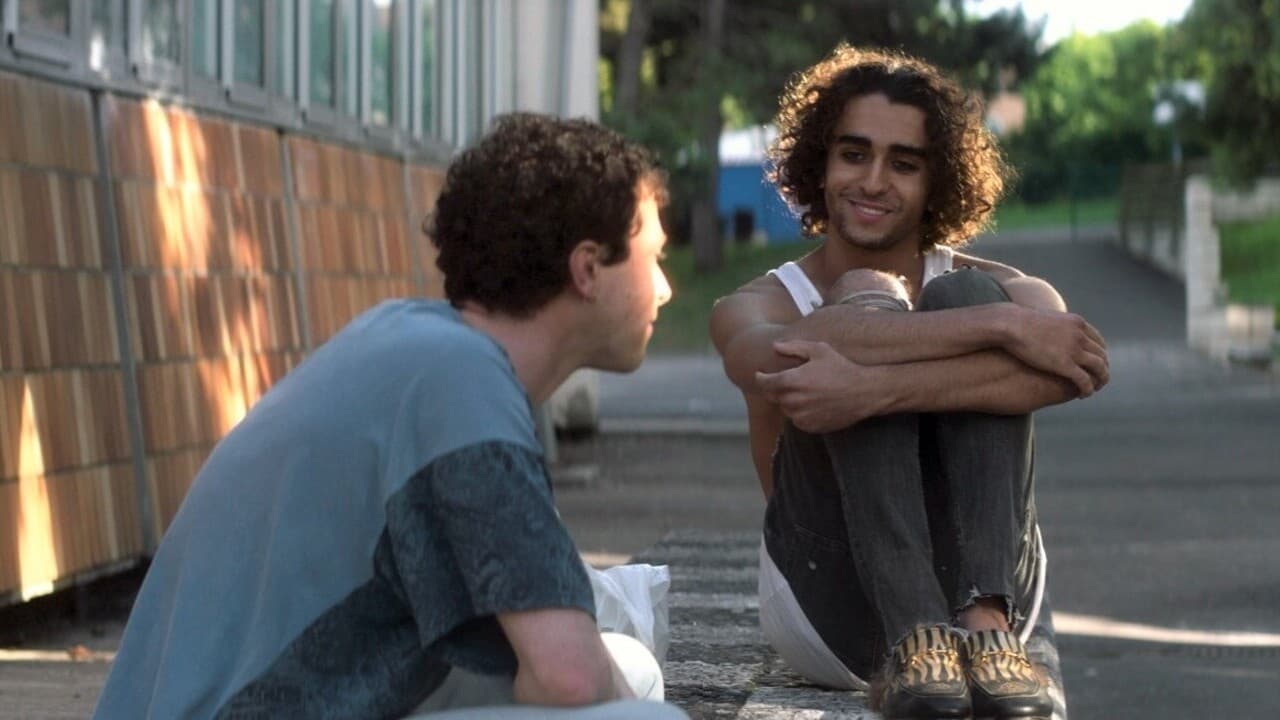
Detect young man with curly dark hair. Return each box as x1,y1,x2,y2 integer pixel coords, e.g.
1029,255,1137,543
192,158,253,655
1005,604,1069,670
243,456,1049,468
94,114,687,720
710,46,1109,719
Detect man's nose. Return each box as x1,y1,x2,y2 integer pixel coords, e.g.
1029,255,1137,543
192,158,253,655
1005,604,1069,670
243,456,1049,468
859,160,888,195
654,266,672,307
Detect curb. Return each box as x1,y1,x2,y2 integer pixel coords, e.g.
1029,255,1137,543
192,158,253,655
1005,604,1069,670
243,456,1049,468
599,417,749,436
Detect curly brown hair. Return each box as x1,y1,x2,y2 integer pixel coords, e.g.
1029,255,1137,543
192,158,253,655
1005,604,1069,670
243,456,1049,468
768,45,1010,250
429,113,666,317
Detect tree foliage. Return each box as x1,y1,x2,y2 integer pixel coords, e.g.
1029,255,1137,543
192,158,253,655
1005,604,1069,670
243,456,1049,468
1003,22,1186,202
1176,0,1280,182
598,0,1045,267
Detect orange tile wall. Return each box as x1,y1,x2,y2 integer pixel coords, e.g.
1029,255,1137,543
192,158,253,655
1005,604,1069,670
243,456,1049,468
0,68,447,604
0,71,143,599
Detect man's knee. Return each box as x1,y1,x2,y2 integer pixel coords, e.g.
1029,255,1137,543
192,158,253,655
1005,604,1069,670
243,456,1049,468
916,267,1009,311
826,269,911,310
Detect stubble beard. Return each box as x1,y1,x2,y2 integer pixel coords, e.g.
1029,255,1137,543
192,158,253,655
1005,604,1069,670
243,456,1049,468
832,214,905,252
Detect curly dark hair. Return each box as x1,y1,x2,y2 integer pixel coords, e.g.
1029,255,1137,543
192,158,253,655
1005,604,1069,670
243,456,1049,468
430,113,666,316
768,45,1010,250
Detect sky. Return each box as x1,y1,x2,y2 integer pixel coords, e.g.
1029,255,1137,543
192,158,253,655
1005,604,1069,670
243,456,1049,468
972,0,1195,45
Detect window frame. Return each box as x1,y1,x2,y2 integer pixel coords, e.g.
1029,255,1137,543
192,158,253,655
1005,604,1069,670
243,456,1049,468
360,0,401,144
296,0,343,131
7,0,83,69
128,0,184,90
0,0,471,165
221,0,270,111
88,0,130,79
409,0,434,139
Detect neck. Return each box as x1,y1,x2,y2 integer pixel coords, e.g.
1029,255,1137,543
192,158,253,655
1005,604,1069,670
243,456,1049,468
459,302,584,405
810,237,927,294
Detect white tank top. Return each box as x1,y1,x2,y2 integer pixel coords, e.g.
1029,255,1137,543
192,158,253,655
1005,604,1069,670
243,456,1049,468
767,246,954,316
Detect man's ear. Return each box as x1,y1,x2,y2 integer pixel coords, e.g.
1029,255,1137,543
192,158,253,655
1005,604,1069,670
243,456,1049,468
567,239,602,299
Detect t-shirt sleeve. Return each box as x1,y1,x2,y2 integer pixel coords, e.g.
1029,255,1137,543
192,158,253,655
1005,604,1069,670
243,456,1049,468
381,440,594,674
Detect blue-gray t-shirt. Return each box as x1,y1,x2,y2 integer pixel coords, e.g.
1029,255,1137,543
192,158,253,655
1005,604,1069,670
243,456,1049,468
92,300,594,720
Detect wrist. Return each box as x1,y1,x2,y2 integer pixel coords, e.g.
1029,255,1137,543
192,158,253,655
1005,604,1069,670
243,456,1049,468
987,302,1023,350
865,363,906,417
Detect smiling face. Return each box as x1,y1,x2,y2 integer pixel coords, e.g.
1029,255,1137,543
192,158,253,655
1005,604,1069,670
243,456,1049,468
822,93,931,253
590,191,672,372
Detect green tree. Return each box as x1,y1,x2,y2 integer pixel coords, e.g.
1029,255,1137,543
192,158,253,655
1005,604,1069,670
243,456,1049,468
1005,22,1183,202
1177,0,1280,182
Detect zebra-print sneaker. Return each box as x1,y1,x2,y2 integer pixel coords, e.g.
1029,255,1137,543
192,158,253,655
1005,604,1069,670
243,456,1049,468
871,625,971,719
962,629,1053,719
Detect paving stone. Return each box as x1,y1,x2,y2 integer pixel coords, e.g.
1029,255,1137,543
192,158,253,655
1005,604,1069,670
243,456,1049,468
664,623,764,646
670,567,758,584
670,592,759,611
736,687,877,719
670,606,759,630
666,660,762,689
667,641,772,665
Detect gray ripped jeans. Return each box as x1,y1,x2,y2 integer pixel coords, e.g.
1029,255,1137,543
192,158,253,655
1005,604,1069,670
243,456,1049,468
762,267,1046,678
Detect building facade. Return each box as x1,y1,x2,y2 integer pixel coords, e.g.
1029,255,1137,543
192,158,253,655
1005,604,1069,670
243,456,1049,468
0,0,598,606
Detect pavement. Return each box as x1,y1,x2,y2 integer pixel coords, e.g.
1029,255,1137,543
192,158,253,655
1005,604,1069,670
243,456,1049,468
3,230,1280,718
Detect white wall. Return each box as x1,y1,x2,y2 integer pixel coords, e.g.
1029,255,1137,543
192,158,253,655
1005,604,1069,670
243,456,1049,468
510,0,599,120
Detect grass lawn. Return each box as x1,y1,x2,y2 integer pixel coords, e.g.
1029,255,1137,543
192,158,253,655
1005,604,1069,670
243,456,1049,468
650,239,818,353
1219,212,1280,328
991,197,1118,232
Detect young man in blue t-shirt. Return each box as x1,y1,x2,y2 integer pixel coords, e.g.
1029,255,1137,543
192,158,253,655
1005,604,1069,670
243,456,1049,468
94,114,685,720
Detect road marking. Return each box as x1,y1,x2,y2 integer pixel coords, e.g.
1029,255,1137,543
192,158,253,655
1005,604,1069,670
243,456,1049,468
1057,611,1280,646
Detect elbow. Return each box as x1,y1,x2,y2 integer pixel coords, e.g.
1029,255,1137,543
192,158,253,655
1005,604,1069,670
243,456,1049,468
515,663,614,707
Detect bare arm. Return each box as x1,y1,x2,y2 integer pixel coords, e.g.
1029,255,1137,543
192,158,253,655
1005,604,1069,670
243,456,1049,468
498,608,628,706
755,341,1078,433
779,301,1014,365
712,275,1106,399
745,394,785,497
753,276,1109,432
711,288,1013,390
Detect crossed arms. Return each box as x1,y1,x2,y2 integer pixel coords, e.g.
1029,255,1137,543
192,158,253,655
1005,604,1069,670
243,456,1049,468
710,267,1110,437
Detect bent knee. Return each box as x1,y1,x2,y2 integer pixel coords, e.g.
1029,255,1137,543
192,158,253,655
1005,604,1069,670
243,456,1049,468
827,269,911,308
917,267,1009,310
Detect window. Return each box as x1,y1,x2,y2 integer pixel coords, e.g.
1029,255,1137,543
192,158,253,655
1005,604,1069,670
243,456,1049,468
413,0,437,137
11,0,76,65
19,0,69,36
89,0,128,72
190,0,216,78
91,1,112,42
309,0,335,107
130,0,182,86
232,0,262,86
140,0,179,64
273,0,294,99
465,0,481,140
369,0,393,126
338,0,357,116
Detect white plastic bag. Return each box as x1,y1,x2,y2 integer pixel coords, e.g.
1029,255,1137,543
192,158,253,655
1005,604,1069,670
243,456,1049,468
587,563,671,664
